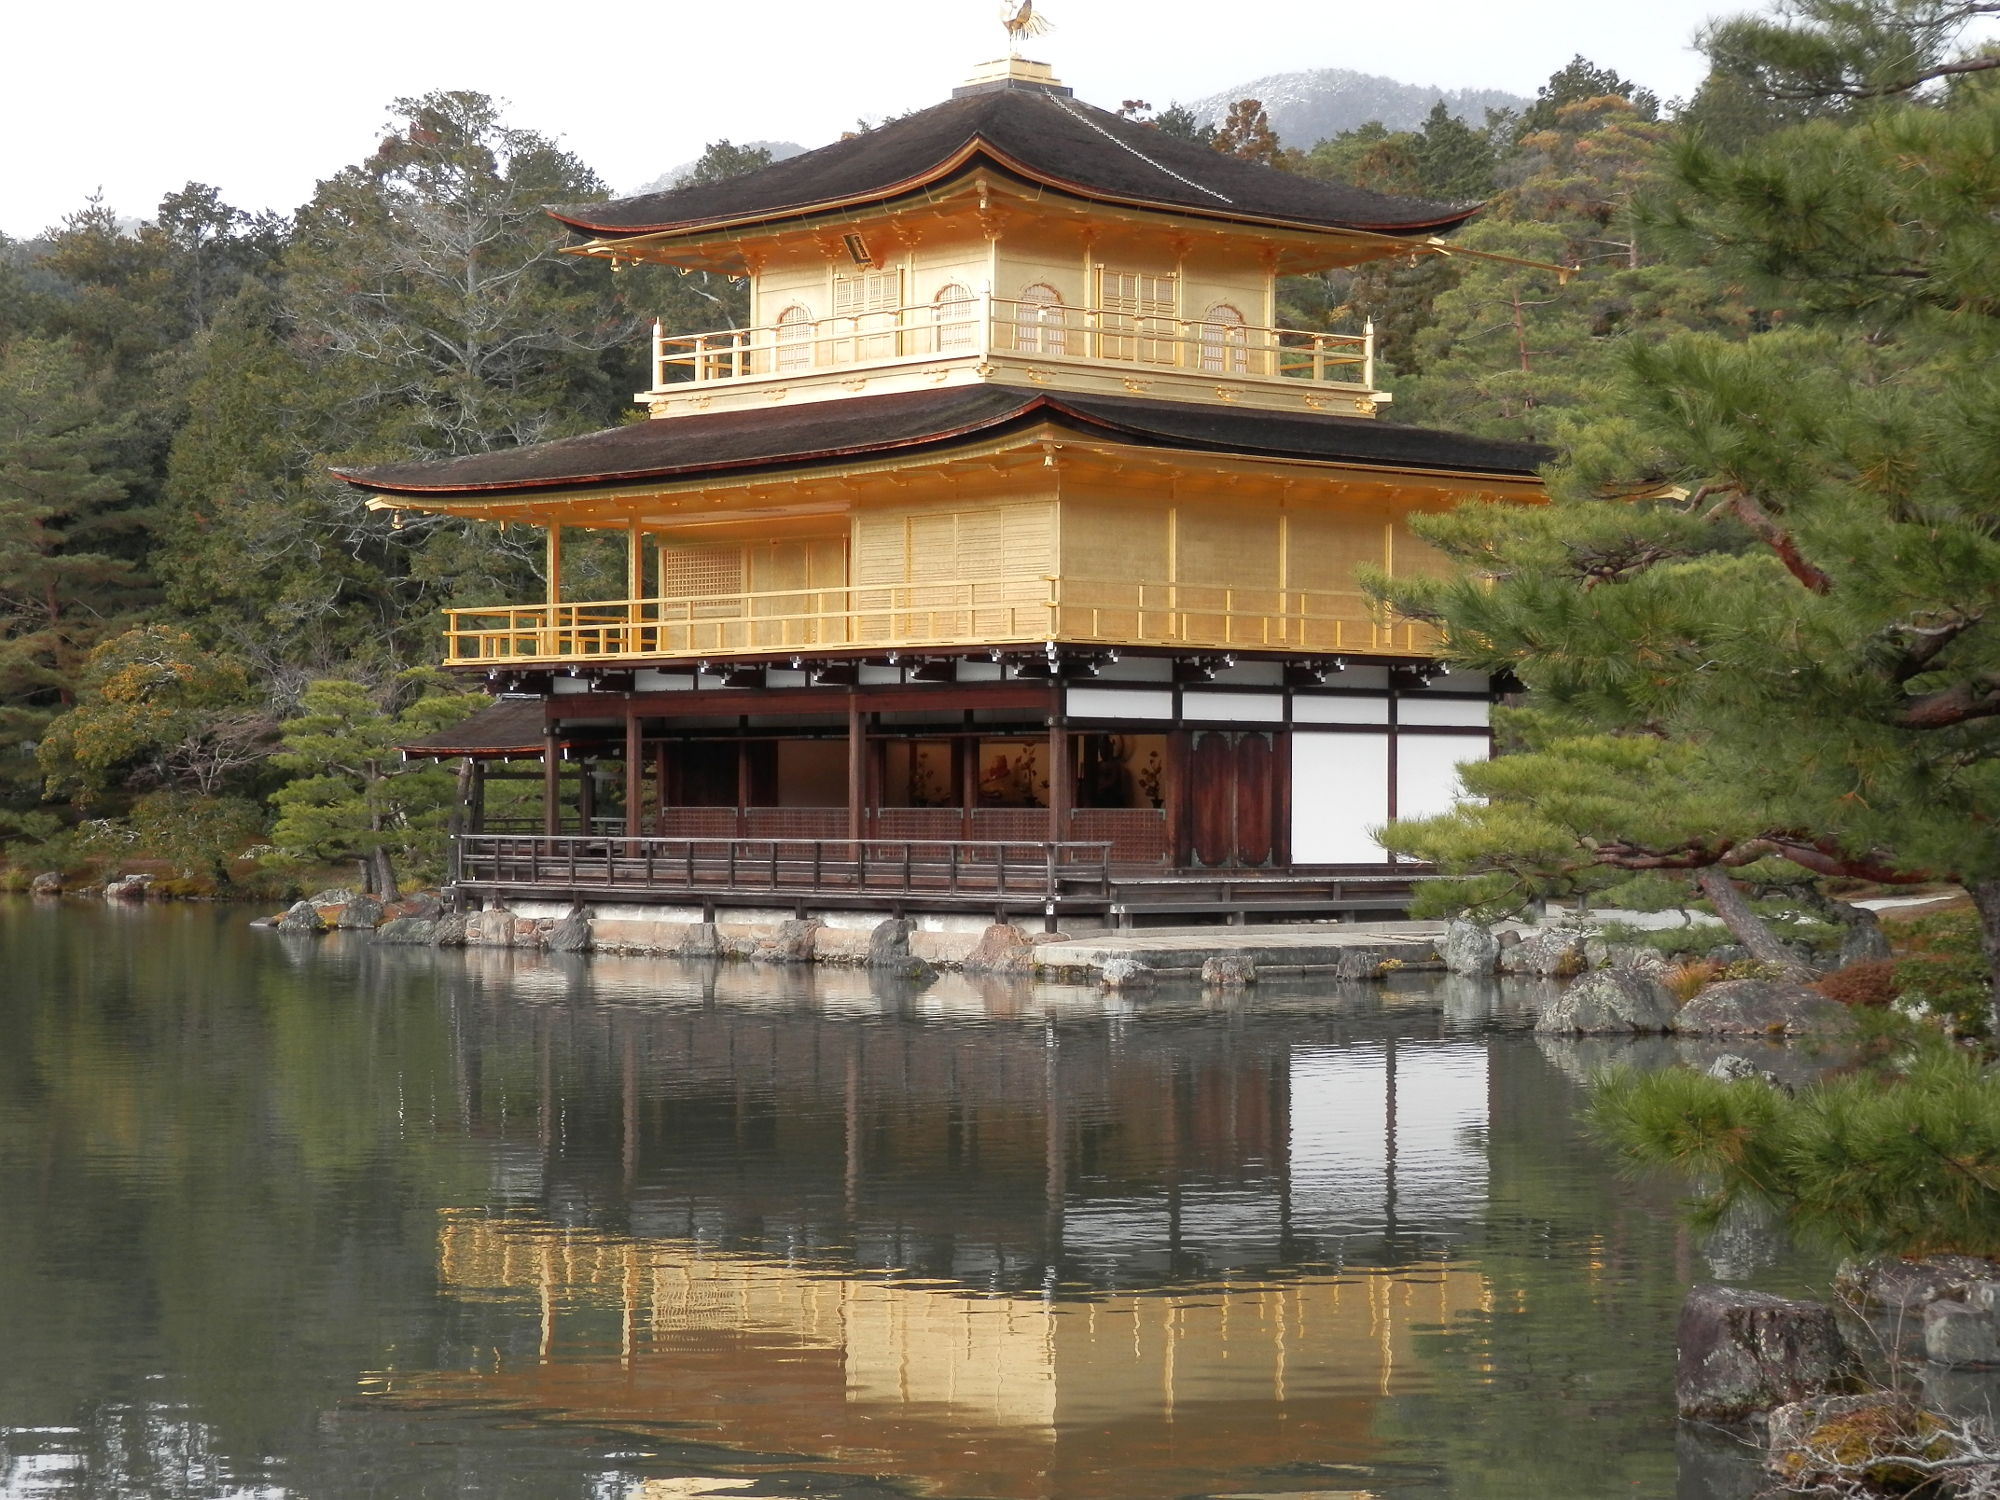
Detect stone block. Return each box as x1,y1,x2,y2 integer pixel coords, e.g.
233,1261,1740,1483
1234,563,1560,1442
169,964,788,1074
1200,954,1259,987
1499,927,1591,978
1676,979,1850,1038
333,894,386,930
868,918,915,968
1677,1284,1863,1421
811,926,873,964
275,899,324,935
1926,1300,2000,1368
1439,918,1499,976
373,918,438,945
1535,969,1676,1034
961,923,1035,973
910,929,978,966
1099,956,1154,989
546,906,592,953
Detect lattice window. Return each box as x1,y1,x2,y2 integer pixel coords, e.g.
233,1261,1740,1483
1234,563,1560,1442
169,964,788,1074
933,282,977,351
1097,269,1177,364
1199,303,1251,375
774,304,813,372
1015,283,1068,355
832,268,902,361
662,544,744,621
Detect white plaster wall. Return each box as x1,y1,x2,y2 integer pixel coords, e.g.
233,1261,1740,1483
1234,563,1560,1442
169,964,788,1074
1291,731,1389,863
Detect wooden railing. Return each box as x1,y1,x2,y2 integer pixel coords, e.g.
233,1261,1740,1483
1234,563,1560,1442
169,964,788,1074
650,296,1373,391
443,578,1433,665
454,835,1115,903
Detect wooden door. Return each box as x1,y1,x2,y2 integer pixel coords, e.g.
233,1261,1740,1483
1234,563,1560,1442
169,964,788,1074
1187,731,1278,868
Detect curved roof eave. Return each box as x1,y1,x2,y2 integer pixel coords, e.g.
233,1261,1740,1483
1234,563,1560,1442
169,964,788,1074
552,141,1481,244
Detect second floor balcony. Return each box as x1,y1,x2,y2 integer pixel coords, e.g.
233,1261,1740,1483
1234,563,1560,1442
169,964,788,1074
639,294,1384,418
442,575,1435,669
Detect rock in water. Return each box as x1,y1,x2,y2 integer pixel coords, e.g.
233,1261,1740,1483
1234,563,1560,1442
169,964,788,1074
333,894,386,930
964,923,1035,973
29,872,61,897
678,922,721,959
1439,918,1499,975
1498,926,1591,978
1201,953,1258,987
431,913,468,948
1676,979,1850,1037
1335,948,1383,981
867,917,915,968
1925,1299,2000,1367
374,918,439,946
276,900,325,935
1835,1255,2000,1313
1099,956,1154,989
545,907,592,953
1677,1285,1863,1421
767,918,822,963
1534,970,1676,1034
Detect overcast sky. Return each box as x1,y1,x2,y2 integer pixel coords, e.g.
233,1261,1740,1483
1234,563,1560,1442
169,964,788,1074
5,0,1739,239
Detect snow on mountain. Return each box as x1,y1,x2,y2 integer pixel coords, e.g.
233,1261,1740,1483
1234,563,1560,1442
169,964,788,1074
1186,69,1527,146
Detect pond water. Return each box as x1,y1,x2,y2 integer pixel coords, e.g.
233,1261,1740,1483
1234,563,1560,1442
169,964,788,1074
0,901,1840,1500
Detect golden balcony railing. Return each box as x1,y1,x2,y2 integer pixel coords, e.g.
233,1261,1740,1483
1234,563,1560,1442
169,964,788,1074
649,296,1374,391
442,578,1434,666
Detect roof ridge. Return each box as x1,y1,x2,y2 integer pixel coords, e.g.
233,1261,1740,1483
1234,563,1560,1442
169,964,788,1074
1038,94,1233,206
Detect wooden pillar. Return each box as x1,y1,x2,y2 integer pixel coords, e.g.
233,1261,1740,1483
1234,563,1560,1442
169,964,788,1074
653,743,669,836
1166,728,1191,868
469,759,487,835
545,525,562,605
846,696,866,842
736,732,753,837
959,719,978,841
1047,695,1071,847
542,724,562,836
624,707,644,837
578,757,597,833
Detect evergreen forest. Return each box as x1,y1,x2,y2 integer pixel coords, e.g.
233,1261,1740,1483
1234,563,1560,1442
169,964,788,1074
2,0,1996,998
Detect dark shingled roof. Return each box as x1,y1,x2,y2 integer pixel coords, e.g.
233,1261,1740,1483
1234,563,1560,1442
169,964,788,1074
401,699,549,758
334,386,1549,499
555,87,1476,241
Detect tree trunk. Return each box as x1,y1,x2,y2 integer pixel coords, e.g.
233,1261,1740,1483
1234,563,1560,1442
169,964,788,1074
1970,879,2000,1040
374,846,401,903
1696,867,1814,975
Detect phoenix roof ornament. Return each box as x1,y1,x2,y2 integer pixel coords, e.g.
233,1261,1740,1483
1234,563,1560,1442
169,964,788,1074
1001,0,1053,55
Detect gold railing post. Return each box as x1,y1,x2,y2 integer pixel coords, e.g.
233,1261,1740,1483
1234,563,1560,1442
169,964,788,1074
1363,318,1376,390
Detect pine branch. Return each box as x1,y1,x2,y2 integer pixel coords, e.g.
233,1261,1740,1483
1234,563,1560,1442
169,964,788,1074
1702,487,1835,594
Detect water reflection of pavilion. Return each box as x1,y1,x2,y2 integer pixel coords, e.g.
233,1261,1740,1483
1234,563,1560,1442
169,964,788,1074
391,1213,1481,1500
383,957,1501,1496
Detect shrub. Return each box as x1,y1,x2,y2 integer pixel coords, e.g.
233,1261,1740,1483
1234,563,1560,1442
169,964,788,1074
1816,960,1900,1009
1893,911,1992,1037
1664,959,1720,1003
1592,1043,2000,1256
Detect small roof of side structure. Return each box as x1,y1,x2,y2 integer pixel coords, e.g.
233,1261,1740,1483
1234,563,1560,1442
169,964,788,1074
333,386,1550,501
553,86,1477,246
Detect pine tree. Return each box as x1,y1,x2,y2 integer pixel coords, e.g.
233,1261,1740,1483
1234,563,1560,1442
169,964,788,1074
1376,7,2000,1014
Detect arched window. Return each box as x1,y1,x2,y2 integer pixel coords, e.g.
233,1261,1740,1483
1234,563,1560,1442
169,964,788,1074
1199,303,1250,374
933,283,977,351
1015,283,1068,356
774,304,814,372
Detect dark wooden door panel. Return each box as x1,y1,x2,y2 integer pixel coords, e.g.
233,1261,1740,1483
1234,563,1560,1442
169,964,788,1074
1235,732,1273,866
1191,732,1235,867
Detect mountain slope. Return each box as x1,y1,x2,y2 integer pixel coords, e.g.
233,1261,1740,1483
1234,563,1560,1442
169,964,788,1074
1187,69,1527,146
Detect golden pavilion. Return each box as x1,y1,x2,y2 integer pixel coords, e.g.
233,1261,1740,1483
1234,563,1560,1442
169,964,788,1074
340,54,1546,926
